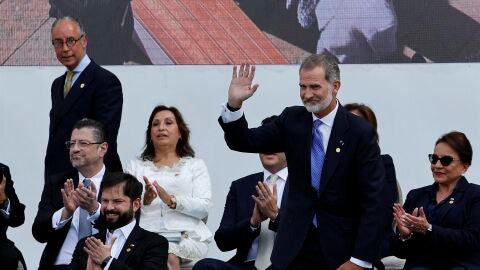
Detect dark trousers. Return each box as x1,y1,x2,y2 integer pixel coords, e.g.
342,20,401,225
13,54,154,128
193,258,257,270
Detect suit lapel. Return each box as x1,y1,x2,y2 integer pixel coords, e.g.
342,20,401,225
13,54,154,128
56,62,96,122
434,177,468,223
117,225,141,263
319,105,349,196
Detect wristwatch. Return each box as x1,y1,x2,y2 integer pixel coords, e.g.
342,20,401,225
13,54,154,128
100,255,112,268
168,195,177,209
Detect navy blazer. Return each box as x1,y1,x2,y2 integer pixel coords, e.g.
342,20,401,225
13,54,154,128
45,60,123,176
391,177,480,269
70,225,168,270
219,104,385,269
32,170,109,270
214,172,288,264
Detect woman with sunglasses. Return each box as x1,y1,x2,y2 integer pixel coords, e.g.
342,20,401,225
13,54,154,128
392,131,480,270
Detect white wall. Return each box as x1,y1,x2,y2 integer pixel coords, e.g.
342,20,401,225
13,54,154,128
1,63,479,269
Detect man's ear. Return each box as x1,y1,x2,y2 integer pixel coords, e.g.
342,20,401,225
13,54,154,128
133,198,141,212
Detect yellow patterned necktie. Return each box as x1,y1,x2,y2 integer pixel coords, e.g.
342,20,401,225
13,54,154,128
64,70,74,97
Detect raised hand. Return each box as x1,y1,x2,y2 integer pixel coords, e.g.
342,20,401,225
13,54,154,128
393,203,412,238
73,181,99,214
142,176,157,205
0,175,7,203
252,181,278,220
250,202,267,227
83,236,116,265
227,64,259,108
61,178,79,220
402,207,431,234
152,180,173,206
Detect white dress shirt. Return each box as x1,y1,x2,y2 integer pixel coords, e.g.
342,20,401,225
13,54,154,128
246,167,288,262
220,102,371,268
65,54,91,88
52,166,104,265
103,219,136,269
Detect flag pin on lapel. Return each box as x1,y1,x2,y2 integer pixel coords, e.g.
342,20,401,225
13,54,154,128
336,148,341,153
449,198,454,204
80,83,85,88
126,248,131,252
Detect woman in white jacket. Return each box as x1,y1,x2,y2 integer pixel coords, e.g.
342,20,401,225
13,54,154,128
127,105,212,270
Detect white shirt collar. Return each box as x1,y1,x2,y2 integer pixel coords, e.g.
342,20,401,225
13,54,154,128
70,54,91,73
106,219,136,244
263,167,288,182
311,100,339,127
78,164,106,183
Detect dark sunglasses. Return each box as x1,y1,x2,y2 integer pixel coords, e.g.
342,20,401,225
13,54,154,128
428,154,459,166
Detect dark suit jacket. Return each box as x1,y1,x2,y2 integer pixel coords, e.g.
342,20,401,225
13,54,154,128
215,172,288,264
219,104,385,269
70,225,168,270
391,177,480,269
32,170,109,270
45,60,123,176
377,154,399,259
0,163,26,268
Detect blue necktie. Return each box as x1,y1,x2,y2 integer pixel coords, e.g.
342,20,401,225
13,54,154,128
78,178,92,239
311,120,325,192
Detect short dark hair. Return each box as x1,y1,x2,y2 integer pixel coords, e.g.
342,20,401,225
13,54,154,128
100,172,143,201
51,16,86,36
141,105,195,160
436,131,473,165
299,54,340,83
72,118,107,143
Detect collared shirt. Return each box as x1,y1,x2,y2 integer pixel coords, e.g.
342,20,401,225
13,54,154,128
103,219,136,269
52,165,105,265
220,102,371,268
64,54,91,89
246,167,288,262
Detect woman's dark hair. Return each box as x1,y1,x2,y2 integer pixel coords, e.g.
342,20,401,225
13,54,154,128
141,105,195,160
436,131,472,165
344,103,379,142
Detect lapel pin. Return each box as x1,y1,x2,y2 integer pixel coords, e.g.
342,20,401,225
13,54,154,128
80,83,85,88
130,244,135,247
336,148,341,153
339,140,344,146
449,198,454,204
126,248,131,252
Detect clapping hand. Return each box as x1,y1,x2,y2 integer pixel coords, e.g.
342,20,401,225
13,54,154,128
252,181,278,220
61,179,78,220
228,64,259,108
83,236,116,265
143,176,157,205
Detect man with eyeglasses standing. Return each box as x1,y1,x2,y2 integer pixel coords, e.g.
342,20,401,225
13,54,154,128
45,16,123,180
33,118,112,270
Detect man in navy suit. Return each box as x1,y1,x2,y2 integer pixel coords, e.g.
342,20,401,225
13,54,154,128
33,119,112,270
194,116,288,270
218,55,385,269
46,16,123,178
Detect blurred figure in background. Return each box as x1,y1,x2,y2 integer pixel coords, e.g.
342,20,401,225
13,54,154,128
0,163,26,270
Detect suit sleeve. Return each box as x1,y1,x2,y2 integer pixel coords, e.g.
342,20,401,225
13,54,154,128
69,237,88,270
214,181,260,252
351,125,386,262
218,113,285,154
93,72,123,149
32,174,70,243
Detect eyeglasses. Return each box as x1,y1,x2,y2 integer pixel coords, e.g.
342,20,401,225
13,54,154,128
65,140,103,149
428,154,459,166
52,35,84,48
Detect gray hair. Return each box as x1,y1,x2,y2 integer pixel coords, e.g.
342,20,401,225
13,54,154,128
299,54,340,83
51,16,86,36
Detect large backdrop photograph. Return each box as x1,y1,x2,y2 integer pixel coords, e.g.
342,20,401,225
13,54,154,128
1,0,480,65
